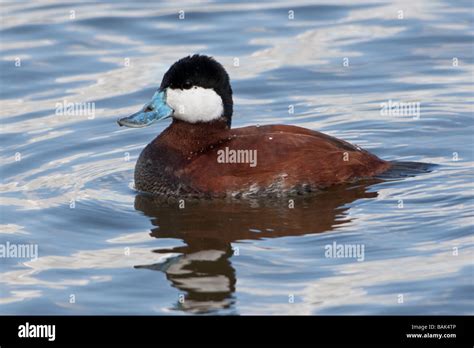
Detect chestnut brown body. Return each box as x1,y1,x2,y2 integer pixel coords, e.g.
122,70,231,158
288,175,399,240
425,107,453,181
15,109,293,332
135,120,391,197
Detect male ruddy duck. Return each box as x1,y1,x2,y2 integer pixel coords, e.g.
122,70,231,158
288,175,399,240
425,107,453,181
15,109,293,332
118,55,391,198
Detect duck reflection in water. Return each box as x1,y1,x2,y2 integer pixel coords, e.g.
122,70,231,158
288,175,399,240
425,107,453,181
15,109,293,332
134,181,380,314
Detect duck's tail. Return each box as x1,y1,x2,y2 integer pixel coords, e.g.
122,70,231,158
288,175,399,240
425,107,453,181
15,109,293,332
376,161,435,179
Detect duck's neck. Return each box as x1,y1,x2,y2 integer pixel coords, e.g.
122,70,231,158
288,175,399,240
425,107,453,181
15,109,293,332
155,119,230,155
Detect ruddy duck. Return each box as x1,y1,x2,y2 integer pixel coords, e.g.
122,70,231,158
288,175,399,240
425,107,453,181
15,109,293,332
118,55,391,198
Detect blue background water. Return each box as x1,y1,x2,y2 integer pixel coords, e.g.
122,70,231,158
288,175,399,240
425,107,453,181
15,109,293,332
0,0,473,314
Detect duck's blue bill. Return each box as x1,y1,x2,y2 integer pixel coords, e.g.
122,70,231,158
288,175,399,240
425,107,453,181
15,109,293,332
117,90,173,128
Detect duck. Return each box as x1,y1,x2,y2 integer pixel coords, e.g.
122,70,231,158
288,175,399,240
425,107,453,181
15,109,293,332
118,54,391,198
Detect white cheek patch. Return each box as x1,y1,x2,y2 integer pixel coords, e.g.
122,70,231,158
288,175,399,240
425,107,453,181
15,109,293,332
166,87,224,123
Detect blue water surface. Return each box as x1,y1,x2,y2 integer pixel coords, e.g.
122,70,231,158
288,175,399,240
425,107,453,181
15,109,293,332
0,0,473,314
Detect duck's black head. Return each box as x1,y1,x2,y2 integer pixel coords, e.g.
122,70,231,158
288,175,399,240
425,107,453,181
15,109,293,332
117,54,233,128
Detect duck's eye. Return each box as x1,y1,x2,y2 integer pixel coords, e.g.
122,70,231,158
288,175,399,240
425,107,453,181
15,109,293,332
144,104,154,112
183,80,192,89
